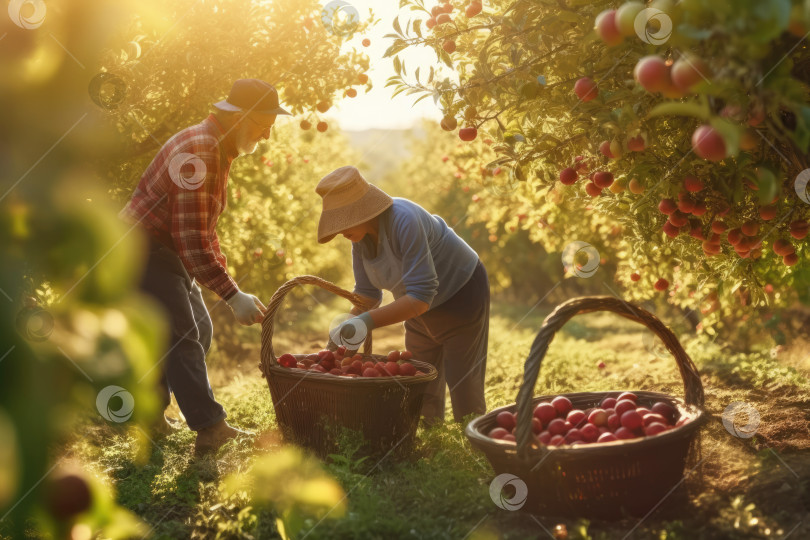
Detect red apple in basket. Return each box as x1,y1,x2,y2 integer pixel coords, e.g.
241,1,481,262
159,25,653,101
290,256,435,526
312,364,326,373
374,361,389,375
564,428,583,443
598,432,618,443
580,423,599,442
531,417,543,434
534,402,557,424
398,362,416,376
350,360,363,373
387,350,401,362
607,414,620,431
502,434,516,442
384,361,400,376
600,397,617,409
614,427,636,440
614,399,636,416
617,392,637,402
566,409,586,427
400,350,414,361
362,367,380,377
635,407,650,416
588,408,608,426
547,418,567,435
497,411,516,431
651,401,676,422
642,413,667,427
537,431,552,445
341,357,354,368
489,427,509,439
620,410,643,430
363,361,376,371
329,368,342,376
552,396,573,415
548,434,565,446
645,422,668,436
278,354,297,368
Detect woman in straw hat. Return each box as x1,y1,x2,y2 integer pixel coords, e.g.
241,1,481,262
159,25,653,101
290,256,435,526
315,166,489,424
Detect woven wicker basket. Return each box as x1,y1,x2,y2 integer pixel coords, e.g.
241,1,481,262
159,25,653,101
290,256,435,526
259,275,438,458
465,296,705,519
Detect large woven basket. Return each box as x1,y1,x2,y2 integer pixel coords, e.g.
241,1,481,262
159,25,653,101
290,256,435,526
259,276,438,458
466,296,705,519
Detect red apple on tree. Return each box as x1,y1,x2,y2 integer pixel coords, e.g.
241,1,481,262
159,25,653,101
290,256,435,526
594,9,623,46
692,124,727,161
634,55,670,93
574,77,599,102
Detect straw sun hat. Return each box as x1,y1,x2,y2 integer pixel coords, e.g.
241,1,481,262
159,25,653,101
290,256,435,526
316,166,393,244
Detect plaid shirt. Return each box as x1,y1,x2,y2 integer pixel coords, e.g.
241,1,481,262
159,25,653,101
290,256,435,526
119,114,240,300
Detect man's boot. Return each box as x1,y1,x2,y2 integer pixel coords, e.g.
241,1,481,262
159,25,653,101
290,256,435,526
194,419,254,456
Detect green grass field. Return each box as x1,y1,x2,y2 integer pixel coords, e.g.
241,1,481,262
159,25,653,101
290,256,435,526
46,298,810,539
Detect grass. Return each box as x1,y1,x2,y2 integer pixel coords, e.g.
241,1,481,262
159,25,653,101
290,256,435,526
11,298,810,539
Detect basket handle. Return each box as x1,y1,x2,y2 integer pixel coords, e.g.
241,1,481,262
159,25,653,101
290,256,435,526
514,296,705,457
259,275,379,377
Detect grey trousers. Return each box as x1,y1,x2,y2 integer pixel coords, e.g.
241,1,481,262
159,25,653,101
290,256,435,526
138,237,227,431
404,260,489,424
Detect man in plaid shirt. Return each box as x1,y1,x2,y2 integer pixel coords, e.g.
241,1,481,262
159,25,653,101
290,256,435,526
120,79,290,455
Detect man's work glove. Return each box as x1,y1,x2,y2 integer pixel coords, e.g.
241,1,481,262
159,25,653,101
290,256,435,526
327,312,375,355
226,291,266,326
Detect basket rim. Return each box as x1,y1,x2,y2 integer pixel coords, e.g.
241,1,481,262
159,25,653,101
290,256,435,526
466,390,704,456
265,355,439,386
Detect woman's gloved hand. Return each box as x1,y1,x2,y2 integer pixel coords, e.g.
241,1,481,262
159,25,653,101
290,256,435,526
327,312,375,354
226,291,266,325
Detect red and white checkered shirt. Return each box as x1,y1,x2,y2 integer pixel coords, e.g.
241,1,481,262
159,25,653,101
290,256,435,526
119,114,240,300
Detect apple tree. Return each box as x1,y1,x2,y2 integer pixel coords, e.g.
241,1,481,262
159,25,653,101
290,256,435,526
385,0,810,340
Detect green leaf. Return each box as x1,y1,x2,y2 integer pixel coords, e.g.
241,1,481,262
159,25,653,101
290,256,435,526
648,101,711,121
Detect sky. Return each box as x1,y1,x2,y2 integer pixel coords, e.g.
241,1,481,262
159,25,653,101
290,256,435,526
323,0,447,131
